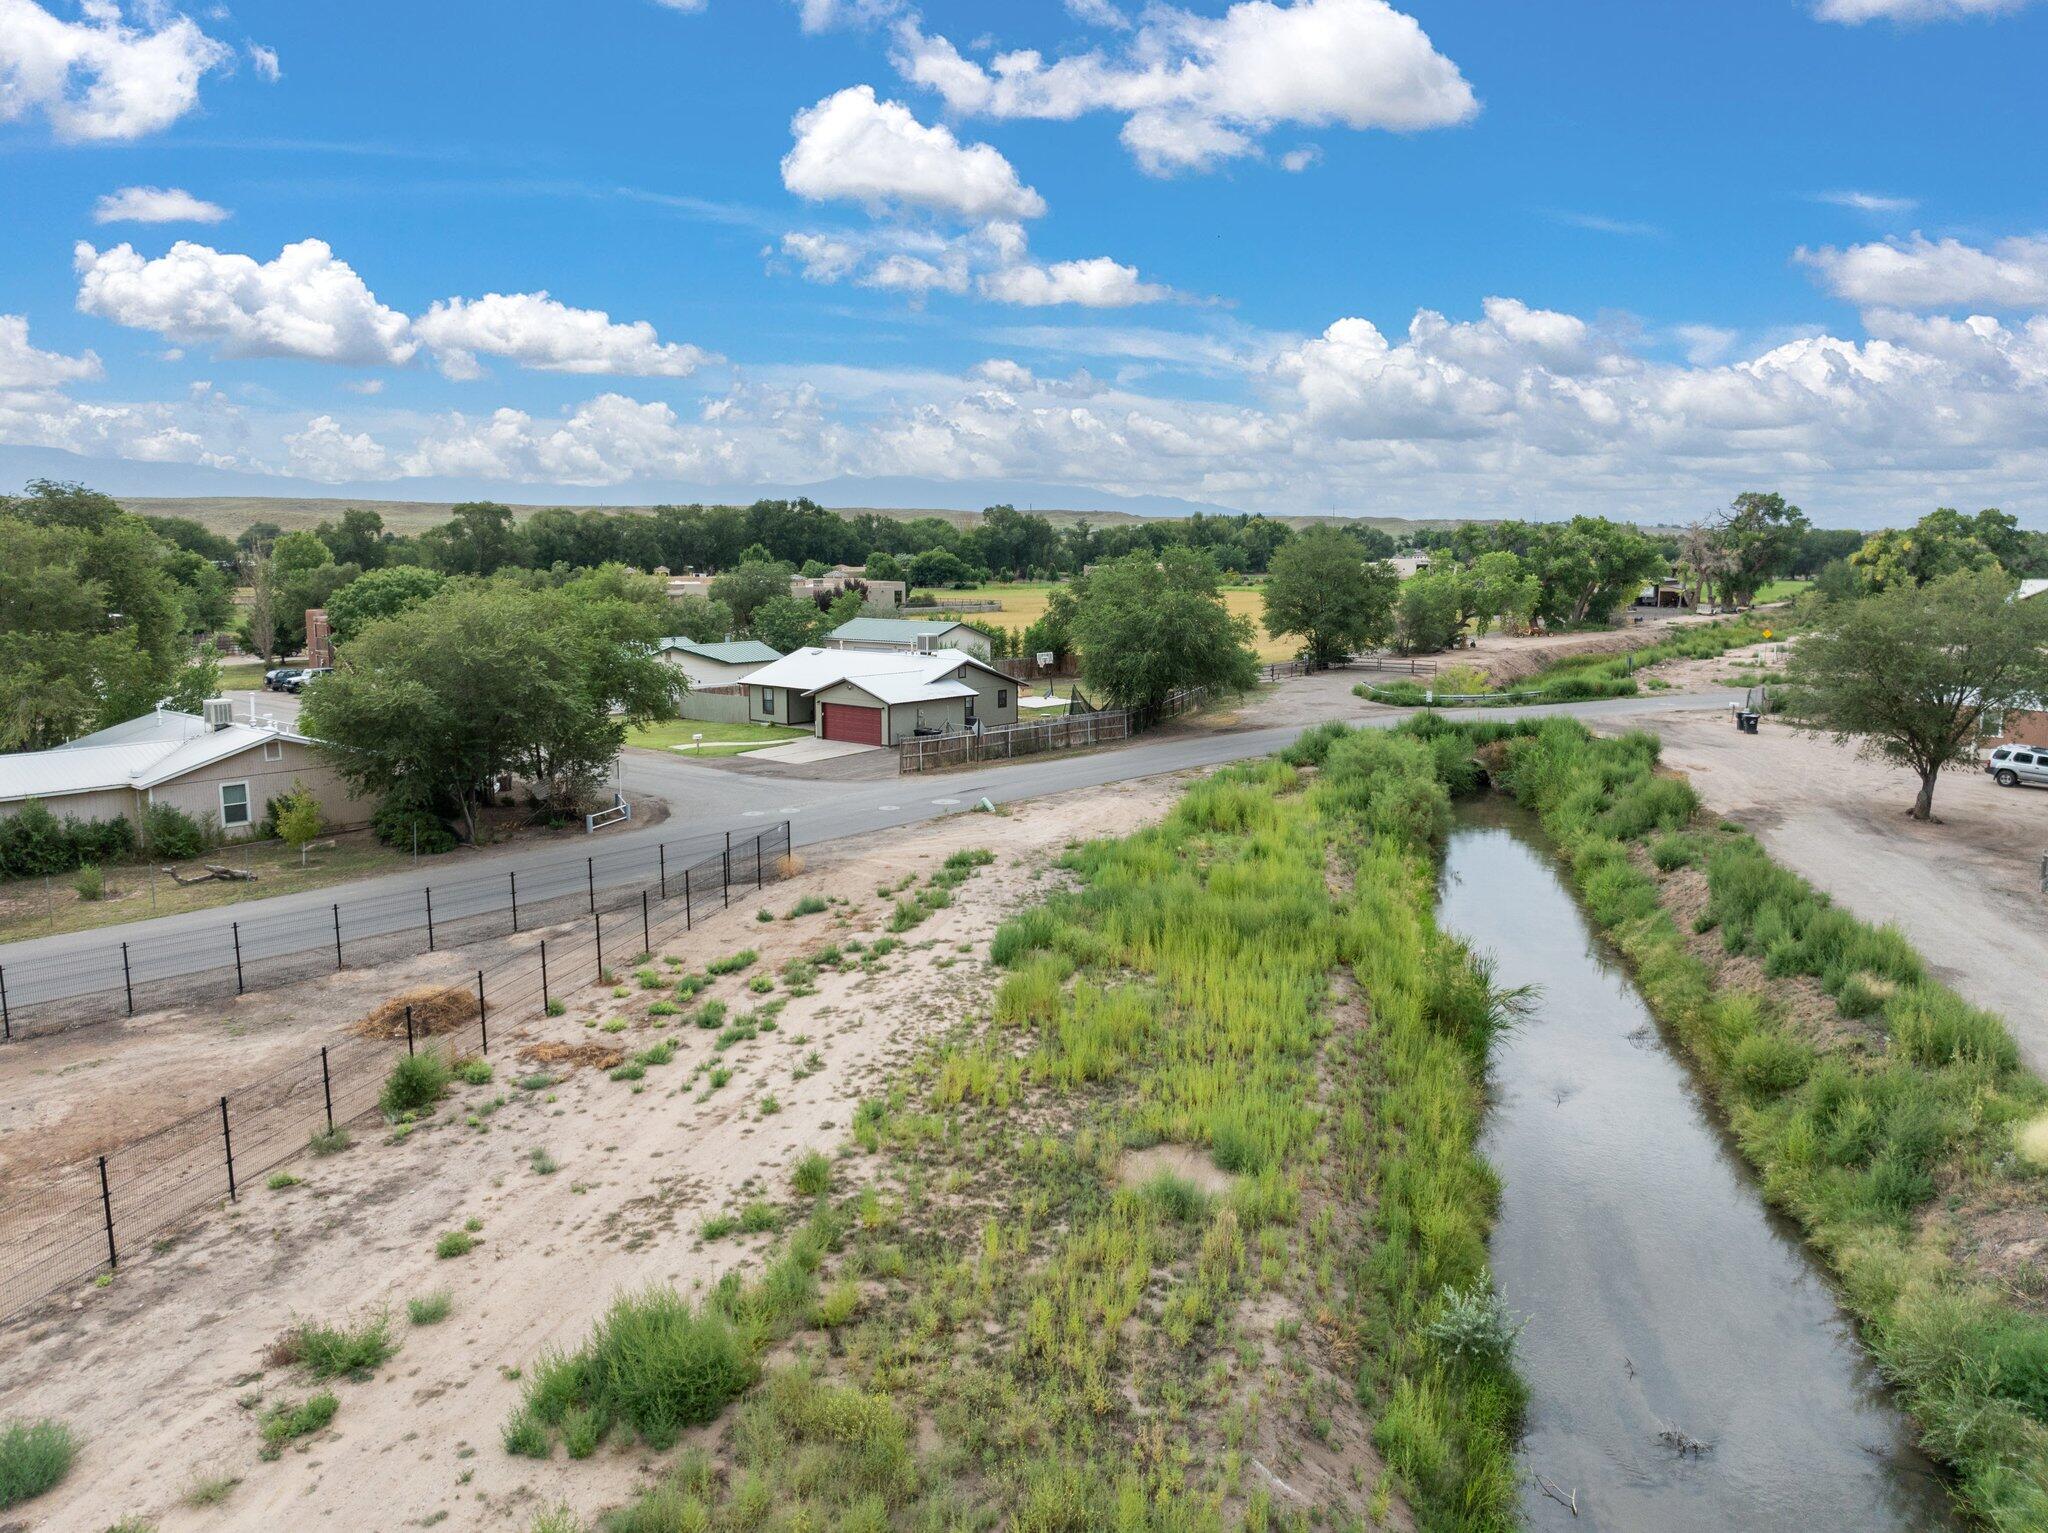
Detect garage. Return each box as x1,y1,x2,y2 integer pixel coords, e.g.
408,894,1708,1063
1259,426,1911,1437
821,701,884,745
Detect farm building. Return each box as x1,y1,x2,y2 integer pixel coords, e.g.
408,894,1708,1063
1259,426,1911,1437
0,702,372,836
824,616,994,658
741,647,1018,745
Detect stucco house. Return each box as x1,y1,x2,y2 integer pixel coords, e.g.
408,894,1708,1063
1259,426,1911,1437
654,637,781,690
741,647,1018,745
0,702,372,838
824,616,995,658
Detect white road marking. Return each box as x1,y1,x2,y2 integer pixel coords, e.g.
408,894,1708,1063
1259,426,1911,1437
932,797,961,805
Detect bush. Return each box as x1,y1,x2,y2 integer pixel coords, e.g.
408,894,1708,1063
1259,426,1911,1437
409,1291,453,1325
0,801,72,878
66,814,134,868
1730,1031,1811,1096
72,863,104,901
435,1229,476,1259
791,1151,832,1198
371,793,458,855
274,1314,395,1380
141,802,210,859
0,1418,75,1510
379,1051,451,1115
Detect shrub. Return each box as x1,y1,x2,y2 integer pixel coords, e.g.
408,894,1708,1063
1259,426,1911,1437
408,1291,453,1325
454,1058,493,1085
1886,985,2019,1075
141,802,210,860
792,1151,832,1198
1731,1032,1811,1096
786,895,828,918
309,1126,350,1156
0,1418,75,1510
379,1051,452,1116
707,949,757,975
371,793,457,854
0,801,72,878
1423,1284,1524,1364
258,1394,337,1458
273,1314,395,1380
435,1230,476,1259
1650,833,1705,872
71,863,104,901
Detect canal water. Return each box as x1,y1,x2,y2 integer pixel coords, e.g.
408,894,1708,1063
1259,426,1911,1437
1437,799,1958,1532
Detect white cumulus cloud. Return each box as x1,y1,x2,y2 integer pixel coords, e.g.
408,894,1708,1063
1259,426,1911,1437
0,0,233,141
92,185,230,224
892,0,1476,176
1797,232,2048,309
0,312,103,389
284,414,391,481
979,256,1169,308
73,238,418,365
413,291,719,380
781,84,1047,220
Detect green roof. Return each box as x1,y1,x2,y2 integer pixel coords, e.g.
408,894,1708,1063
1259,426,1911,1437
659,637,782,664
827,617,989,643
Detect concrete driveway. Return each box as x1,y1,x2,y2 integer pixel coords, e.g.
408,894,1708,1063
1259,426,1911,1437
745,737,882,765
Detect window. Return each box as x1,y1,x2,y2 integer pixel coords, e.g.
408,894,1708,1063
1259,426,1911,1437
219,781,251,828
760,687,775,715
263,740,283,762
997,688,1009,709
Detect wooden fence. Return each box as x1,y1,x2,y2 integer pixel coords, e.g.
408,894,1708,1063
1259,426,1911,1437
898,686,1208,773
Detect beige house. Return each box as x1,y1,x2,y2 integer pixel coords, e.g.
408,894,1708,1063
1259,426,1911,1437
0,703,372,837
659,566,907,613
741,647,1018,745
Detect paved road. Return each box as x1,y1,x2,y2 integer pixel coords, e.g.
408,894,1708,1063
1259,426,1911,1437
0,690,1739,1010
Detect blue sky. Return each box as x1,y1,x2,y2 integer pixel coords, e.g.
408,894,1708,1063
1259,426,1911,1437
3,0,2046,525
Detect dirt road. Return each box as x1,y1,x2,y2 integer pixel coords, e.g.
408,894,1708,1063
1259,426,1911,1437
1611,708,2048,1076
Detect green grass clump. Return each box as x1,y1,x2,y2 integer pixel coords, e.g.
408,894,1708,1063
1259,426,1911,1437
272,1313,395,1380
515,1072,557,1092
0,1419,75,1510
408,1291,453,1325
504,1287,758,1455
791,1151,832,1198
308,1126,350,1156
266,1171,301,1191
454,1057,494,1085
435,1229,477,1260
692,1000,729,1030
708,949,758,975
379,1051,451,1116
786,895,828,918
258,1393,337,1459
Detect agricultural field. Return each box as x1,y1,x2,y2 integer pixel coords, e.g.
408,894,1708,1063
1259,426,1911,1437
922,579,1300,662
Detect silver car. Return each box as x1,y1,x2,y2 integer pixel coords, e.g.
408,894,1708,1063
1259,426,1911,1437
1986,744,2048,788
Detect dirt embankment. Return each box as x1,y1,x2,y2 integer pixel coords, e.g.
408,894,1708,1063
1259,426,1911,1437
0,775,1189,1533
1460,613,1723,686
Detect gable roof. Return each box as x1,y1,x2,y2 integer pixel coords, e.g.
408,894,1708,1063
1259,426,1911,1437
829,674,976,706
742,646,1002,700
0,719,316,804
658,637,782,666
55,708,213,751
827,616,991,645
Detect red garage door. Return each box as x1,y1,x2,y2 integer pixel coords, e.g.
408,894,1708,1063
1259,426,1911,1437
821,702,884,745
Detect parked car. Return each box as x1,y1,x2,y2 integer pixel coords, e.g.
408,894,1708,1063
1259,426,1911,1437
281,667,331,694
264,667,301,690
1985,744,2048,789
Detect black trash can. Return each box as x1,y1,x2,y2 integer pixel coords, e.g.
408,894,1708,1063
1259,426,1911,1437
1737,711,1759,735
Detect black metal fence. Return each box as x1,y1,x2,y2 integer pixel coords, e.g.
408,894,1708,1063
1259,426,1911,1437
0,820,791,1321
0,823,785,1042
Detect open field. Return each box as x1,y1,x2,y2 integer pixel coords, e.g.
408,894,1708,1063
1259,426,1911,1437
624,720,809,756
922,579,1301,662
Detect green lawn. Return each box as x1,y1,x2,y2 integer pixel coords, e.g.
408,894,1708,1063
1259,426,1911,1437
218,659,269,689
626,720,810,757
1752,578,1811,603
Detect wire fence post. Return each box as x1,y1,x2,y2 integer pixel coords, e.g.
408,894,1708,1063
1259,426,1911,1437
320,1046,334,1133
587,857,596,914
510,870,520,933
219,1096,237,1203
659,844,667,901
593,913,604,981
231,922,245,994
121,941,135,1015
0,964,10,1042
683,866,692,929
425,887,436,952
642,890,652,956
331,904,342,970
540,940,550,1014
476,970,488,1054
98,1155,116,1270
723,832,731,908
405,1004,416,1056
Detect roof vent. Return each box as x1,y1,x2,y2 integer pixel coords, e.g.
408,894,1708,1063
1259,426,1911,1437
202,697,234,732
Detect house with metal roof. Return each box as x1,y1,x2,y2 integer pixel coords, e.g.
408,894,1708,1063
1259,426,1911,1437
0,703,373,838
823,616,994,659
741,647,1018,746
654,636,783,690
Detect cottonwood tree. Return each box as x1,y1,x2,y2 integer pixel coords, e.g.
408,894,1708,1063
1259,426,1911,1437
1071,548,1259,712
1261,526,1398,665
1786,568,2048,821
300,583,680,843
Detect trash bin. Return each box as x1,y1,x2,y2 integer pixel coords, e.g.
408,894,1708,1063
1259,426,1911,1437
1737,711,1759,735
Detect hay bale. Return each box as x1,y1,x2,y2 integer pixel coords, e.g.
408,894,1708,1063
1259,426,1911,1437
355,985,478,1040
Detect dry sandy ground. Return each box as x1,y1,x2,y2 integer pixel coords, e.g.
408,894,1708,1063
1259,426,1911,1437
1611,708,2048,1076
1457,610,1729,685
0,774,1189,1533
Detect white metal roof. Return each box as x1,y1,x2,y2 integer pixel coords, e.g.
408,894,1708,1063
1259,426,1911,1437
2018,579,2048,602
743,645,989,694
54,709,211,751
0,719,312,803
830,675,977,706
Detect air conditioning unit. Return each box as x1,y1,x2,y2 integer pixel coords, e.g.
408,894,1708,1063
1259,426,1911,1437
202,697,235,731
915,634,934,654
